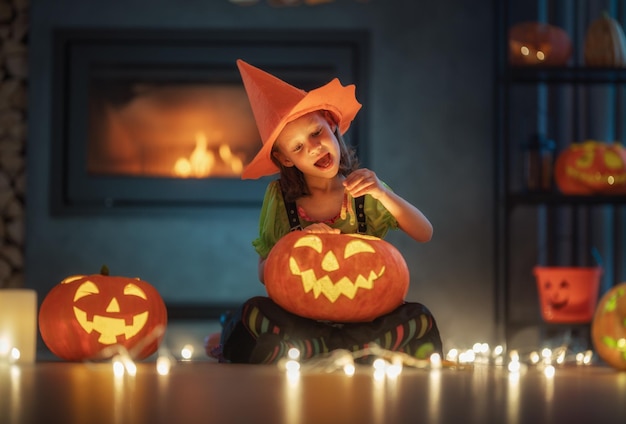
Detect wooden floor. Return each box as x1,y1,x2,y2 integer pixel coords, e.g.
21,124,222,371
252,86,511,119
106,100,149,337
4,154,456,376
1,359,625,424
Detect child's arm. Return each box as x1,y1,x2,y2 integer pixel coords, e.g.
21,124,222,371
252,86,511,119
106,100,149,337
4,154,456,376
343,168,433,243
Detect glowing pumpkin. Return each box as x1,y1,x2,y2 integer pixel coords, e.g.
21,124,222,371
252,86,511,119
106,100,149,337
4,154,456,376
39,267,167,361
591,283,626,370
508,22,572,66
264,232,409,322
554,140,626,195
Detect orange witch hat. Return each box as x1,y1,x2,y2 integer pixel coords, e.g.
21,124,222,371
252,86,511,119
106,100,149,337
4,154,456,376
237,59,362,180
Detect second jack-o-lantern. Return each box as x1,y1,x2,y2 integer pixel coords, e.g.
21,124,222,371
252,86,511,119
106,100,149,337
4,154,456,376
264,232,409,322
39,268,168,361
591,283,626,370
554,140,626,195
508,22,572,66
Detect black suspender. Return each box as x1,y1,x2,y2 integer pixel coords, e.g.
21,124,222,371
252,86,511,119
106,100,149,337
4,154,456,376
355,195,367,234
285,197,303,231
283,192,367,234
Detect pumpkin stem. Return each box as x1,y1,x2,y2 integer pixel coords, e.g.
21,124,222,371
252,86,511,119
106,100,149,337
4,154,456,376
100,265,110,276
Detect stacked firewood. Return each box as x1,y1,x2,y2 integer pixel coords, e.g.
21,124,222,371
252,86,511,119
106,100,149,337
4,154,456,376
0,0,28,288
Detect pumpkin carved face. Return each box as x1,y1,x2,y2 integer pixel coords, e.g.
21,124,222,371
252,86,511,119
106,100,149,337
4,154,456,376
264,232,409,322
39,271,167,361
554,141,626,195
534,266,602,323
592,283,626,370
508,22,572,66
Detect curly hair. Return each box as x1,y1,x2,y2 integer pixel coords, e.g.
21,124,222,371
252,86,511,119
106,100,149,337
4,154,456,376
272,122,359,202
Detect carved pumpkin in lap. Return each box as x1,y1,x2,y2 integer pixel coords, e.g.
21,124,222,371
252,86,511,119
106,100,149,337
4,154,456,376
264,232,409,322
39,268,167,361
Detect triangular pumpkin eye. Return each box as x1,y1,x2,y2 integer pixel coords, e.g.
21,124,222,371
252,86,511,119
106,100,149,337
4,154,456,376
344,240,375,258
74,281,99,301
124,283,147,299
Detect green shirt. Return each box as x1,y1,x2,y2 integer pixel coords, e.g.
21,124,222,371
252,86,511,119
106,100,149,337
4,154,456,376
252,180,398,258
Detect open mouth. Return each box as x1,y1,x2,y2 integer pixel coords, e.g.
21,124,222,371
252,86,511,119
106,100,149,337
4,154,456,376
314,153,333,169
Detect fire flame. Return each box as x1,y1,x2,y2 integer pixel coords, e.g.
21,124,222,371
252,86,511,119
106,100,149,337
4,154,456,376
173,132,244,178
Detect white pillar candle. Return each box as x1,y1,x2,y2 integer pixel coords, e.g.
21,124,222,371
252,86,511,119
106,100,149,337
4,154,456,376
0,288,38,363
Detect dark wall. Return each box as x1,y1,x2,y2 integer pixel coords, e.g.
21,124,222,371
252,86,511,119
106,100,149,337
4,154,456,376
26,0,495,347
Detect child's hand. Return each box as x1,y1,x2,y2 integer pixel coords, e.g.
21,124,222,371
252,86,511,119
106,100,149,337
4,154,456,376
304,223,341,234
343,168,387,199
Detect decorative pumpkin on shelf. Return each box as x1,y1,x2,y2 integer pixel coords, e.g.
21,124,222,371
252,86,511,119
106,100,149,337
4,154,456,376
591,283,626,370
39,266,167,361
584,12,626,67
264,232,409,322
554,140,626,195
508,21,572,66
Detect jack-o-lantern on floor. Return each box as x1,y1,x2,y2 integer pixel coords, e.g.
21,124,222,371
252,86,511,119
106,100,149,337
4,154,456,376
264,232,409,322
591,283,626,370
39,267,168,361
554,140,626,195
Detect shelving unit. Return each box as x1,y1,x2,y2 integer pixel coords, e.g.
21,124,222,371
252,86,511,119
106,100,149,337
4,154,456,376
494,0,626,347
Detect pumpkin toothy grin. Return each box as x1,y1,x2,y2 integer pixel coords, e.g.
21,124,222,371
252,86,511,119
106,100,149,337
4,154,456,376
289,257,385,302
73,307,149,344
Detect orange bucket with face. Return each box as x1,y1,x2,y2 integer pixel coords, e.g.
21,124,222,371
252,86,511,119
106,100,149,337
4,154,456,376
533,266,602,323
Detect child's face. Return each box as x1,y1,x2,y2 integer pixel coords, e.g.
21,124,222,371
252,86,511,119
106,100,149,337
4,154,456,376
273,111,340,178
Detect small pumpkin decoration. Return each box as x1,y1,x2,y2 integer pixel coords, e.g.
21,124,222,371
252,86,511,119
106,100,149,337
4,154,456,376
591,283,626,370
584,12,626,67
554,140,626,195
264,232,409,322
533,266,602,323
508,22,572,66
39,266,167,361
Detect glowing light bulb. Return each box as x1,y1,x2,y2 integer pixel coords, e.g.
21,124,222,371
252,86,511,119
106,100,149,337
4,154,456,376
529,351,539,364
181,344,194,360
113,357,125,377
430,353,442,369
125,359,137,376
10,347,20,361
459,349,476,364
386,362,402,378
372,358,387,371
287,348,300,360
156,356,172,376
543,365,555,378
446,348,459,362
508,359,521,373
343,363,355,376
285,360,300,373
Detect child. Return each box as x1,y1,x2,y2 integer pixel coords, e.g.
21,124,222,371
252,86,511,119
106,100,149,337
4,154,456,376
211,60,442,364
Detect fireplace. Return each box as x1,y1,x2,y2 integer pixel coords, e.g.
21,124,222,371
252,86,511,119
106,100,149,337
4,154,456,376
50,29,369,214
